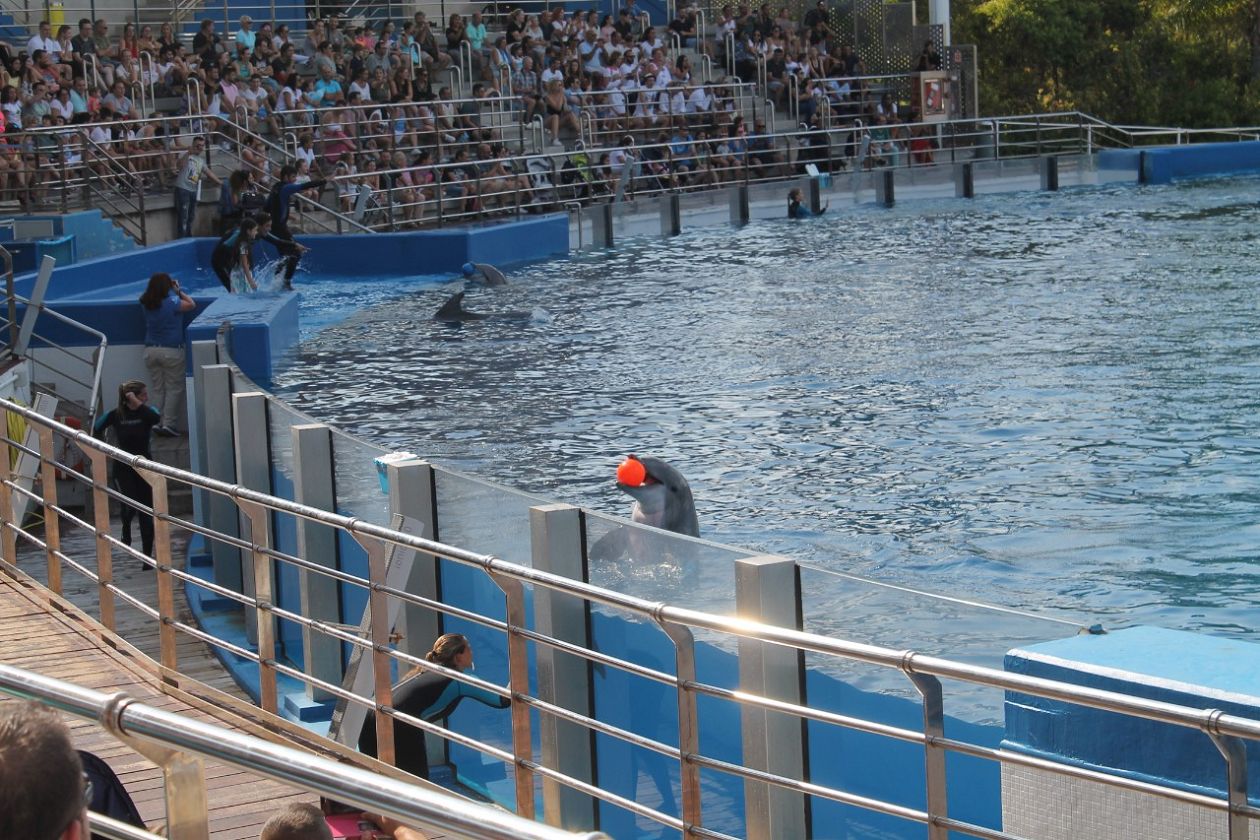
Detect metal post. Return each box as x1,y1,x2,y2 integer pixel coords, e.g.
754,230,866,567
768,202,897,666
201,365,241,593
1206,724,1249,840
292,423,343,701
735,556,809,840
530,503,596,831
954,161,973,198
656,619,701,837
232,391,271,646
239,498,278,714
875,168,895,206
98,693,210,840
660,192,681,237
487,570,536,819
904,669,948,840
36,425,63,595
729,184,749,226
1040,155,1059,191
85,448,115,630
350,535,396,768
140,469,179,672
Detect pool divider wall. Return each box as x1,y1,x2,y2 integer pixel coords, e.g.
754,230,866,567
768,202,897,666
1002,627,1260,838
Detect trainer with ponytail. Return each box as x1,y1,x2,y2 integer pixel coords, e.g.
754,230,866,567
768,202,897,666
358,632,509,779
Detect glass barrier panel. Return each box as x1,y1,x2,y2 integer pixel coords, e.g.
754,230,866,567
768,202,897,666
798,563,1092,723
432,466,551,566
583,509,750,616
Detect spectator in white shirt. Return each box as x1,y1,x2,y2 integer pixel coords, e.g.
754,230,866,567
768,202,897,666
27,20,59,57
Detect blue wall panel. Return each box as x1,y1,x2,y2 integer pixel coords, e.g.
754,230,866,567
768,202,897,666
1004,626,1260,801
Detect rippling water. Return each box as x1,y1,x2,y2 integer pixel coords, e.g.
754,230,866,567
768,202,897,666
274,178,1260,647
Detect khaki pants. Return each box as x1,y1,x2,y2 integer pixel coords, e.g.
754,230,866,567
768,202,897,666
143,345,186,429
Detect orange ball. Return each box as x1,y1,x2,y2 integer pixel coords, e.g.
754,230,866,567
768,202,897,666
617,457,647,487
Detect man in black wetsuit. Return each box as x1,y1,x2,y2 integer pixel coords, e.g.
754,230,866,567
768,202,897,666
264,164,326,290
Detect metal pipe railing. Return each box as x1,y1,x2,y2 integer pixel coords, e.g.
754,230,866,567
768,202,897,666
3,377,1260,840
0,664,607,840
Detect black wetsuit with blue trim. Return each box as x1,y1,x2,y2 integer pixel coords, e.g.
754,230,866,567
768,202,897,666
93,403,160,556
262,178,325,286
358,669,510,778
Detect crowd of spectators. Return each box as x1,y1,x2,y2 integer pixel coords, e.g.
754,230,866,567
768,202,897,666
0,4,941,219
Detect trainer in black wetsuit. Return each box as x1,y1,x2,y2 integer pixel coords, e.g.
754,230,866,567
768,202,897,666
358,633,509,778
93,381,160,557
264,164,326,289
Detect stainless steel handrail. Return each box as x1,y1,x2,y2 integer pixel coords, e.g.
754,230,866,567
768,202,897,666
3,396,1260,840
4,398,1260,746
0,664,607,840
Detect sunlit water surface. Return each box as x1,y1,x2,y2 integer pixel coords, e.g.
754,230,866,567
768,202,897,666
274,178,1260,651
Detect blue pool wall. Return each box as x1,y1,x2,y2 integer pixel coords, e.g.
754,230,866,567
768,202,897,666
1004,626,1260,802
1097,140,1260,184
40,158,1260,837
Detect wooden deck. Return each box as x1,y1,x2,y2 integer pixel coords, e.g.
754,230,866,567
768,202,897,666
1,514,453,840
0,566,315,839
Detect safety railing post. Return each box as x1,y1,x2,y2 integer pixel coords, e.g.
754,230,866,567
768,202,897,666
905,668,948,840
98,692,211,840
487,569,536,819
138,468,179,672
36,425,63,595
0,416,16,564
1205,724,1249,840
238,496,277,713
84,448,115,630
656,618,702,838
350,534,396,768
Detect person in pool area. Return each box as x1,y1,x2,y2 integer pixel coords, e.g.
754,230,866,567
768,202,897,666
263,164,325,290
138,271,195,436
460,261,506,286
211,217,260,292
93,380,160,558
787,186,827,219
358,633,509,780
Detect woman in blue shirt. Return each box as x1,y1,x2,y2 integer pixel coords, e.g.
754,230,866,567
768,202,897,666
138,272,195,436
359,633,510,779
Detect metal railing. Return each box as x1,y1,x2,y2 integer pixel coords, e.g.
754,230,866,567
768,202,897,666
1,394,1258,840
0,247,108,427
0,664,607,840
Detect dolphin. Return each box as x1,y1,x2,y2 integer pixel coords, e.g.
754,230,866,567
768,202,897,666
434,291,488,322
618,455,700,537
462,262,508,287
589,455,700,563
435,291,537,324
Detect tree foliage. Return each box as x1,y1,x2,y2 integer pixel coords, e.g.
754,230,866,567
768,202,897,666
952,0,1260,126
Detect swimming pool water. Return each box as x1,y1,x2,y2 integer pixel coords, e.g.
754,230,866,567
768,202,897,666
272,177,1260,650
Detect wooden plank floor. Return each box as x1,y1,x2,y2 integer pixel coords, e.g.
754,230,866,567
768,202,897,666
0,569,314,839
3,509,455,840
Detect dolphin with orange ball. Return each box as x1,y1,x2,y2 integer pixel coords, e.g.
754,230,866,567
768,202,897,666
615,455,700,537
591,455,699,563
